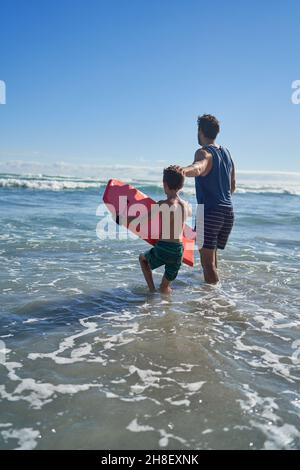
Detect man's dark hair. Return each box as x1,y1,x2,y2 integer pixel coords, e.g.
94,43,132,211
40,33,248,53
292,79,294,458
163,165,184,191
197,114,220,139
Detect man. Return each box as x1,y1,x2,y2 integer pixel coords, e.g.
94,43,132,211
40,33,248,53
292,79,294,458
178,114,236,284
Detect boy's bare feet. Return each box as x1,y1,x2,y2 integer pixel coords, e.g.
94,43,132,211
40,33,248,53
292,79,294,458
160,276,172,294
160,286,172,294
139,254,155,292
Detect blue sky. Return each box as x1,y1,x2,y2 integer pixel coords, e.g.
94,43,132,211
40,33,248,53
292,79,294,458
0,0,299,171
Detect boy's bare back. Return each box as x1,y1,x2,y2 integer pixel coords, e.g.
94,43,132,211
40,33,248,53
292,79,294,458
157,196,191,242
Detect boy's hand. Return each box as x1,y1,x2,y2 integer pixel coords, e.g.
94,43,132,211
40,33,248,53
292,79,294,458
113,212,136,225
112,212,123,225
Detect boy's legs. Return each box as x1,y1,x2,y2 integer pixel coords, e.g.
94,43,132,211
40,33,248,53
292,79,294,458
139,254,155,292
160,275,172,294
160,259,181,294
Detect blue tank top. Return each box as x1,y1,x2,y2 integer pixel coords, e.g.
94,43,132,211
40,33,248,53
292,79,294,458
195,145,233,211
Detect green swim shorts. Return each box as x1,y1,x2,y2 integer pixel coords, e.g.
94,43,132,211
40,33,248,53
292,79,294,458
144,240,184,282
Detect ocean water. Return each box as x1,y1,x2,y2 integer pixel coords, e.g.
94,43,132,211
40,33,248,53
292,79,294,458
0,165,299,450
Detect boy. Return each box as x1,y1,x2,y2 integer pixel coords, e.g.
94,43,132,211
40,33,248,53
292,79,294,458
138,166,191,294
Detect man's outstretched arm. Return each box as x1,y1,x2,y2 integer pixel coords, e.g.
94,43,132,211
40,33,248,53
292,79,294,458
178,149,212,177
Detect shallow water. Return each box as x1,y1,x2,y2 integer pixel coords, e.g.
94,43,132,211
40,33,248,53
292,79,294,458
0,170,299,450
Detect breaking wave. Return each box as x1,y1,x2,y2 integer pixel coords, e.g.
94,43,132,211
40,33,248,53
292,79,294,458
1,173,300,196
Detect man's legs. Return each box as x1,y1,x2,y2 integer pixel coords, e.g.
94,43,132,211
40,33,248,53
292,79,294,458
139,254,155,292
199,247,219,284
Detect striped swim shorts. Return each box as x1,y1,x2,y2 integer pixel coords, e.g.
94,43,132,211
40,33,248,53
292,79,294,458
202,206,234,250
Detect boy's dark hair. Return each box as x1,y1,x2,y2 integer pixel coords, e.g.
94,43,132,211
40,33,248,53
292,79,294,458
197,114,220,139
163,165,184,191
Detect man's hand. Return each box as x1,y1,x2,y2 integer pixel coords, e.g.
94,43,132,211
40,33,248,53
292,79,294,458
179,148,213,178
172,165,186,176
